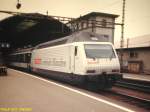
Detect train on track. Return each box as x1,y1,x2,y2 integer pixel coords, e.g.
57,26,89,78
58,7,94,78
8,32,122,89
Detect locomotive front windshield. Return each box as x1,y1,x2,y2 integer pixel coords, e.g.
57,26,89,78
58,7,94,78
84,44,116,59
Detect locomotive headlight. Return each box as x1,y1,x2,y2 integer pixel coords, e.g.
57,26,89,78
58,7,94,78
87,59,98,64
86,70,96,73
112,69,120,72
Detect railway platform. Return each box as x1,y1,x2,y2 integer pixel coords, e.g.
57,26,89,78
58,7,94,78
0,68,135,112
122,73,150,82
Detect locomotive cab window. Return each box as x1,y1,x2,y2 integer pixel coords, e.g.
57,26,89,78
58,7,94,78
84,44,116,59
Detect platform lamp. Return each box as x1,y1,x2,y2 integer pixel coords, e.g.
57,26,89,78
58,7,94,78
16,0,21,9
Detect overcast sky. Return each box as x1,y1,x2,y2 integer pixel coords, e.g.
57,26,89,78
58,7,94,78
0,0,150,42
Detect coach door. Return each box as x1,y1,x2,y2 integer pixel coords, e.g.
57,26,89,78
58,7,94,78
70,45,76,73
70,46,75,73
74,46,81,74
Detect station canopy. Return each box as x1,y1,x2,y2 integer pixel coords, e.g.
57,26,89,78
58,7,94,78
0,12,71,49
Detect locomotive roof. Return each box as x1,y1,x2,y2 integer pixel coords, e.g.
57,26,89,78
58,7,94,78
10,47,33,54
35,32,109,49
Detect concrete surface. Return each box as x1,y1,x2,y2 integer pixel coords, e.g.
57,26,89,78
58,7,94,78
123,73,150,82
0,69,134,112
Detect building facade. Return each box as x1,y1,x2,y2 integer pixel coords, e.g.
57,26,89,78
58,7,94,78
67,12,118,44
116,35,150,74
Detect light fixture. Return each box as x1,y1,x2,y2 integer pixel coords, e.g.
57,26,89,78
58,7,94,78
16,0,21,9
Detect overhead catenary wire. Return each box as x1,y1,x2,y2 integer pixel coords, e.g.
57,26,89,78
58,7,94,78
99,0,122,11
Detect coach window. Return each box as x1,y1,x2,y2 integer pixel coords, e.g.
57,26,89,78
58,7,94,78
23,54,25,62
16,55,19,62
75,46,78,56
20,54,23,62
26,53,31,63
130,52,138,58
25,53,28,62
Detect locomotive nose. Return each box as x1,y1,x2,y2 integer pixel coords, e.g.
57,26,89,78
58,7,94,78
86,58,120,75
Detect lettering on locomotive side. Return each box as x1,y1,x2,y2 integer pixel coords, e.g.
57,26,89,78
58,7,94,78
42,58,66,67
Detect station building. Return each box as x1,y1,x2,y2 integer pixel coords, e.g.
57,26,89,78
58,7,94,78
67,12,119,44
116,35,150,75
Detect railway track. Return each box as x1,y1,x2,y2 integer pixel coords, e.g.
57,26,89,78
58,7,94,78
106,79,150,111
112,87,150,104
115,79,150,93
99,87,150,112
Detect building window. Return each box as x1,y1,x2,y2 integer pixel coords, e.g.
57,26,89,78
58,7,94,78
102,19,107,27
129,52,138,58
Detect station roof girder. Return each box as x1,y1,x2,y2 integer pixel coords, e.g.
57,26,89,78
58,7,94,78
0,12,71,49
